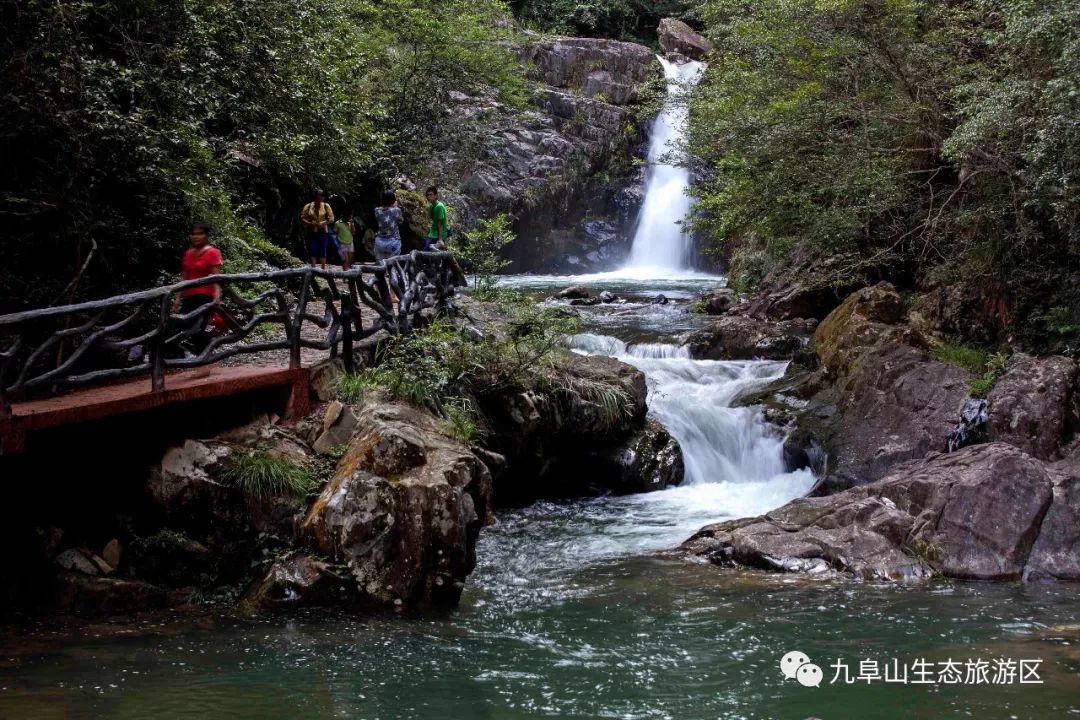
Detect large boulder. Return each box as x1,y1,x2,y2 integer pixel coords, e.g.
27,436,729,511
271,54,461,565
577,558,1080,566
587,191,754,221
810,282,910,377
146,429,312,539
775,283,968,491
300,400,492,609
687,315,817,361
685,443,1077,582
826,344,970,489
477,352,650,503
571,420,685,495
238,553,358,615
657,18,714,60
987,354,1077,461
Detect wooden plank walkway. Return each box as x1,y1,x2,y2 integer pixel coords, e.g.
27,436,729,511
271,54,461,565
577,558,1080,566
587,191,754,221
1,365,310,455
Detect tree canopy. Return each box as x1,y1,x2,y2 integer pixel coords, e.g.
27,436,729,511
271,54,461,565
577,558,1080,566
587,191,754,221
0,0,522,311
687,0,1080,349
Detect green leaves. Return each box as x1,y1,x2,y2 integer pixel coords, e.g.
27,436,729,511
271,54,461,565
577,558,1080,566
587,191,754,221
0,0,521,309
687,0,1080,349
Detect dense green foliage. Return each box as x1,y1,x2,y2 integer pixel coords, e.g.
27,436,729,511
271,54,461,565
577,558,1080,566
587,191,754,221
0,0,521,311
329,298,642,443
509,0,695,43
337,302,583,409
688,0,1080,350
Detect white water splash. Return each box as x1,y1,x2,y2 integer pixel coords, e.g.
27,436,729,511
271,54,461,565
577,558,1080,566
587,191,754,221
626,57,705,272
570,333,815,522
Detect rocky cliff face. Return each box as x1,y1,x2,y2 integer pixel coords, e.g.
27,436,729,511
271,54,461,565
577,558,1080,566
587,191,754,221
424,36,660,272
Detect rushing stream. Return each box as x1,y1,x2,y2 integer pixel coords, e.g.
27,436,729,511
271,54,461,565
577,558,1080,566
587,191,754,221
3,58,1079,720
4,278,1079,720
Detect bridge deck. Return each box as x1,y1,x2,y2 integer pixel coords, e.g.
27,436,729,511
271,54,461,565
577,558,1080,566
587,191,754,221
1,366,309,455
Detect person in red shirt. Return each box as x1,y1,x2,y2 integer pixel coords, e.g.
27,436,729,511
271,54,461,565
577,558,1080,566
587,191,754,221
172,222,223,353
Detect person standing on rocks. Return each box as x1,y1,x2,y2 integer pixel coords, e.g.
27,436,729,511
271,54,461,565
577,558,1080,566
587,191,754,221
300,189,334,270
424,186,449,250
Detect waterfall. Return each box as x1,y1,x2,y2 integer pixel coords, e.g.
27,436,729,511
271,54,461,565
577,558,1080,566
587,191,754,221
626,57,705,273
570,333,815,513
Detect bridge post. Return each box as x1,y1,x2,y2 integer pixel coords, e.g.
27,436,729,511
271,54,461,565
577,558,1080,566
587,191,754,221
340,295,355,374
149,294,170,392
291,273,311,370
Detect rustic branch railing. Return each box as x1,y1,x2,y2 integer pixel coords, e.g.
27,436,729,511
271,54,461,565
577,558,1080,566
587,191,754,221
0,250,461,416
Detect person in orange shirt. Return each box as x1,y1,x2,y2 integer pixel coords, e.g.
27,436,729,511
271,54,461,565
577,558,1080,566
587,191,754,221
300,189,334,269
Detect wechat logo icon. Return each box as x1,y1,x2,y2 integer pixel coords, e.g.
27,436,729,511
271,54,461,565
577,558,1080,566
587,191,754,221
781,650,823,688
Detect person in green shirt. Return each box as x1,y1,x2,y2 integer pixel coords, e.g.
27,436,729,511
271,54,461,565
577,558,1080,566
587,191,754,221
334,211,357,270
424,186,449,250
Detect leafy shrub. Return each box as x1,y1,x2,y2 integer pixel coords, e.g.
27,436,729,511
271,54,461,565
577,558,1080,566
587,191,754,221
452,213,516,299
335,300,583,428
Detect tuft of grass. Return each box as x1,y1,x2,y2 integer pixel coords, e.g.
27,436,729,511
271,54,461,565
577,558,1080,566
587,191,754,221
932,342,1009,397
932,342,990,375
443,397,481,445
334,373,380,404
556,374,634,426
219,449,318,500
968,351,1009,398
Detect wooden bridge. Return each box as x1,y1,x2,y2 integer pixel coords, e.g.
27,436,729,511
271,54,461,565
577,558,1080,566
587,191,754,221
0,251,462,455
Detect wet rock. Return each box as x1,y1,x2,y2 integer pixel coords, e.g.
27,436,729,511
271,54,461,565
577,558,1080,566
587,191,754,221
608,420,685,493
658,18,714,60
686,443,1073,582
569,297,600,306
571,420,685,495
987,354,1077,461
238,553,357,615
687,315,817,361
300,400,493,609
696,288,737,315
557,285,591,300
52,573,169,614
599,290,617,303
651,294,669,306
313,400,359,455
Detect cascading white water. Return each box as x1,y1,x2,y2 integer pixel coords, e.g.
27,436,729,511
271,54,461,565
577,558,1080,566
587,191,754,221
626,58,705,273
571,333,813,504
471,334,815,609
